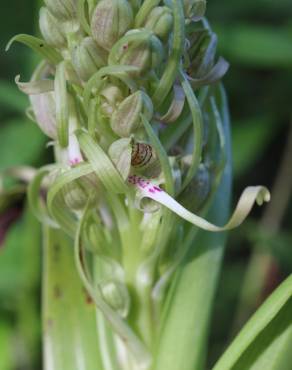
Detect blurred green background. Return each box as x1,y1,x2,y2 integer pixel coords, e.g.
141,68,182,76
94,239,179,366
0,1,291,369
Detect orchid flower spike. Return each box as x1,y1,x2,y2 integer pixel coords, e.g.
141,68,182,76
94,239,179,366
7,1,270,369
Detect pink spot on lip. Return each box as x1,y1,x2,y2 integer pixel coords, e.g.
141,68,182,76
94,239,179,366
149,188,155,193
153,186,162,192
69,158,81,166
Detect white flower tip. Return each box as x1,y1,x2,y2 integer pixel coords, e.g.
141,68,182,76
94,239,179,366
255,186,271,206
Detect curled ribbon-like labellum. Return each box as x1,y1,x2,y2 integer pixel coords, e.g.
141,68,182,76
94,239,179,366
128,175,271,232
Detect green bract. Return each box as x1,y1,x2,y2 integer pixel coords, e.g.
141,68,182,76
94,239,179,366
7,1,273,370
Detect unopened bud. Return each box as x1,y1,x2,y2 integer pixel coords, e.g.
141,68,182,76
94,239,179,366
72,37,107,81
91,0,133,51
99,84,125,117
111,91,153,137
111,30,164,76
39,7,66,47
144,7,173,39
44,0,77,21
179,163,210,212
62,179,88,210
183,0,206,21
99,280,130,318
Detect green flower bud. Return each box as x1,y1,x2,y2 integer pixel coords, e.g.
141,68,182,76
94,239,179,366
39,7,66,47
99,84,125,117
91,0,133,51
99,280,130,318
111,91,153,137
44,0,77,21
183,0,206,21
72,37,107,81
144,7,173,39
61,170,99,210
111,30,164,76
62,179,88,210
179,163,211,212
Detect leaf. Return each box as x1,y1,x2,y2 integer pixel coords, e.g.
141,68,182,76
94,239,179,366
42,226,103,370
212,275,292,370
152,84,232,370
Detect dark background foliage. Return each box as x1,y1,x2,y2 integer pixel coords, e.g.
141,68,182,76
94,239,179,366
0,1,291,369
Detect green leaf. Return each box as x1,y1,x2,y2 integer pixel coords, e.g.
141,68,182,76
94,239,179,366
152,85,232,370
42,226,103,370
212,275,292,370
